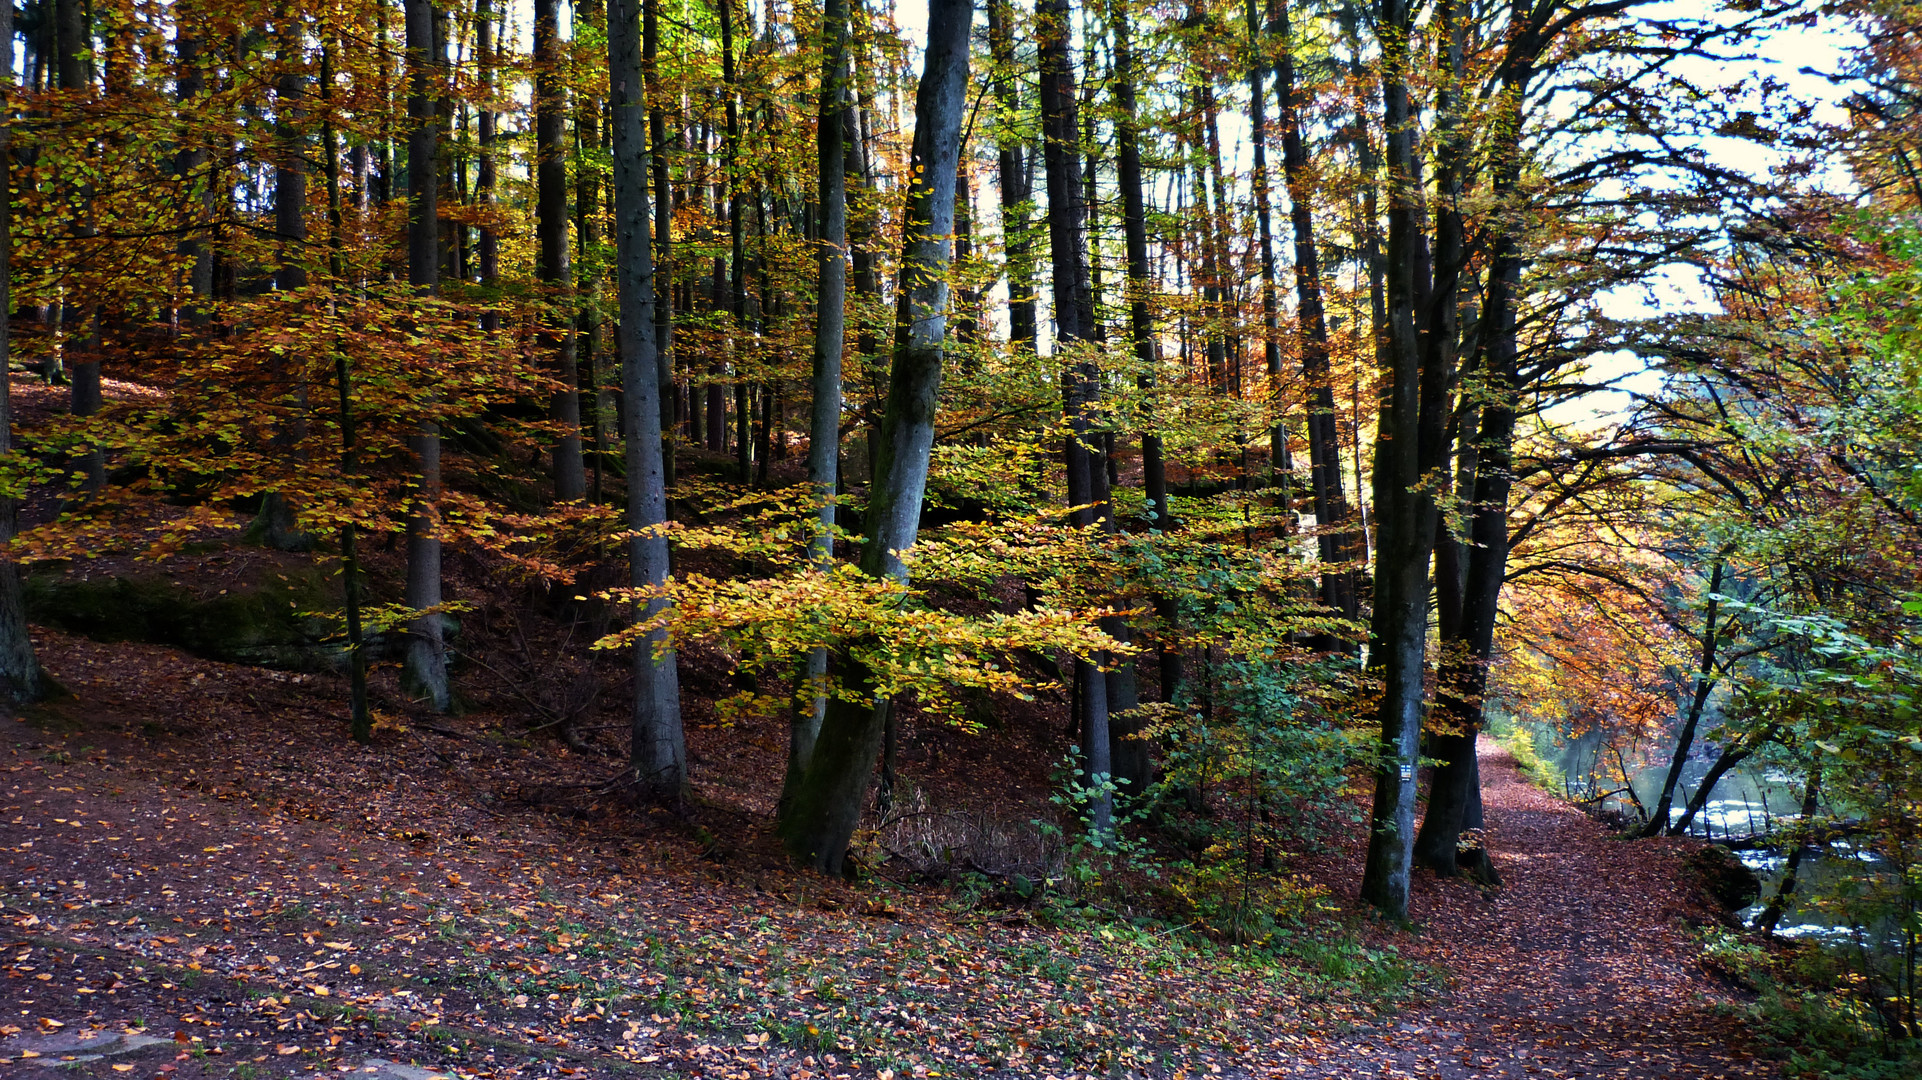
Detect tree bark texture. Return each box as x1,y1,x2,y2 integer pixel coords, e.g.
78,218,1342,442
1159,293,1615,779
790,0,853,812
1642,553,1731,837
1276,0,1356,628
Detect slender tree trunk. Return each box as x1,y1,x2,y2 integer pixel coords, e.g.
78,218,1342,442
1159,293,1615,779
0,0,46,706
1275,0,1355,633
1247,0,1287,487
374,2,393,205
576,0,610,498
954,166,979,347
1755,763,1821,935
401,0,450,712
1670,729,1773,838
1413,253,1517,885
719,0,746,458
1105,5,1164,789
476,0,499,334
987,0,1036,356
316,30,369,743
252,8,311,551
644,0,678,496
175,6,211,328
1641,552,1732,837
56,0,102,486
1039,0,1113,836
609,0,686,800
777,0,971,873
1111,13,1182,713
789,0,854,813
1409,0,1503,882
845,91,881,485
432,3,456,279
537,0,586,500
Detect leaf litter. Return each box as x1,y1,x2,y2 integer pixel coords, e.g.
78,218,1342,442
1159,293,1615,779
2,629,1778,1077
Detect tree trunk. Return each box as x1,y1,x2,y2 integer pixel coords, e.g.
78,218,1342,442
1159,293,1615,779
1755,763,1820,935
56,0,102,486
252,9,311,552
719,0,746,460
1641,553,1731,837
1413,250,1516,885
845,90,881,488
374,1,393,205
986,0,1036,356
1106,5,1164,791
576,0,609,498
1246,0,1287,487
1038,0,1113,836
536,0,585,501
175,7,211,328
777,0,971,873
316,30,369,744
1410,5,1506,882
401,0,450,712
1357,0,1434,922
1669,726,1776,838
789,0,854,814
645,0,677,497
0,0,46,706
431,3,456,279
609,0,687,801
1276,0,1356,630
476,0,499,334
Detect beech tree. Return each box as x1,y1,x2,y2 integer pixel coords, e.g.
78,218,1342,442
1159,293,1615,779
401,0,450,713
777,0,972,873
609,0,686,800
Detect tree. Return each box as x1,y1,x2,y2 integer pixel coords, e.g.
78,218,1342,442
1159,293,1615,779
1038,0,1115,836
1356,0,1436,921
777,0,973,874
536,0,586,501
402,0,451,712
0,0,47,706
987,0,1037,357
791,0,855,812
608,0,686,801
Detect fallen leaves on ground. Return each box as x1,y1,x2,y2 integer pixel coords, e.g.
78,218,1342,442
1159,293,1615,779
1,630,1778,1077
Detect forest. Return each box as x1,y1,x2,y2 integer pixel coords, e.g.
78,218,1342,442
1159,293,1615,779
0,0,1919,1076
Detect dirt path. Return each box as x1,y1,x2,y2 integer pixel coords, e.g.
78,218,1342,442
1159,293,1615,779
1289,743,1777,1079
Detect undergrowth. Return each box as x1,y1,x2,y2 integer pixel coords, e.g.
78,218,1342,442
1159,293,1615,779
1701,928,1921,1079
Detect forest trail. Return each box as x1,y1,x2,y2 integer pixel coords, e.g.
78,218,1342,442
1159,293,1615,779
1294,742,1776,1079
0,636,1779,1079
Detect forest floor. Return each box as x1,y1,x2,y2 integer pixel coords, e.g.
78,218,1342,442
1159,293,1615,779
0,628,1780,1079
